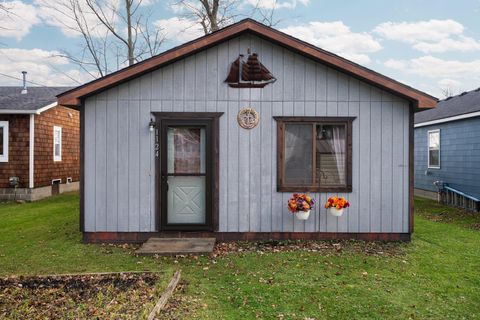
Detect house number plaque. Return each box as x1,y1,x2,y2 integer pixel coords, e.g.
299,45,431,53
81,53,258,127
237,107,259,129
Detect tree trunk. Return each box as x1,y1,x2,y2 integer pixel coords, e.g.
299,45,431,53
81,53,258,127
126,0,134,65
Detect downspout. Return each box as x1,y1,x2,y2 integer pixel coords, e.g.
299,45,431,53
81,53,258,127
29,114,34,189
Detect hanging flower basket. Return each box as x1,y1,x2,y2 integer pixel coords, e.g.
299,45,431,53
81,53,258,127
288,193,315,220
295,210,311,220
325,196,350,217
328,207,344,217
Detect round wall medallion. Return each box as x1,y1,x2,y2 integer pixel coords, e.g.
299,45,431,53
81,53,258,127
237,107,259,129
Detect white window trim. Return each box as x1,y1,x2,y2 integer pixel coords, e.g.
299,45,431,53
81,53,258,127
29,115,35,188
0,121,8,162
53,126,62,162
427,129,440,169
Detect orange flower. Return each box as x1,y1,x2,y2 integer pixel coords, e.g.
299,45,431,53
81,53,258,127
325,196,350,209
287,193,315,213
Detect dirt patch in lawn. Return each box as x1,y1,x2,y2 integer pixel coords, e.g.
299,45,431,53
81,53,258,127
0,272,162,319
212,239,407,258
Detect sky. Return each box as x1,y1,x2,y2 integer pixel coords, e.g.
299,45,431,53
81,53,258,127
0,0,479,99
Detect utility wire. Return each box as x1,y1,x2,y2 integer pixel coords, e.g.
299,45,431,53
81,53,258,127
0,72,51,87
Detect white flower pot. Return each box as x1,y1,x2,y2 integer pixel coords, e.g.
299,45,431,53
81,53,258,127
295,210,311,220
329,208,344,217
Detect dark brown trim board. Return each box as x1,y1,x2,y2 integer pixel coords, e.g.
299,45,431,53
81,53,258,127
83,232,411,243
274,116,354,193
409,103,414,233
79,100,85,232
58,19,437,110
153,112,223,232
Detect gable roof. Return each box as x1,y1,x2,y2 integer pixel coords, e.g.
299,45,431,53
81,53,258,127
0,86,73,114
415,88,480,124
57,19,437,110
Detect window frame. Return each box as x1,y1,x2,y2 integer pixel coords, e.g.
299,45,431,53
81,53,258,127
0,121,8,162
427,129,440,169
53,126,62,162
274,116,355,193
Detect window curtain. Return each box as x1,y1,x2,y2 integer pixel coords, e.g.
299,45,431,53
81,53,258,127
328,125,346,185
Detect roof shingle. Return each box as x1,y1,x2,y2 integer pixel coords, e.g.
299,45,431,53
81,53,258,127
0,87,72,113
415,88,480,124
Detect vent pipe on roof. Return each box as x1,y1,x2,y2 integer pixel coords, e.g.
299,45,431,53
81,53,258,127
21,71,27,94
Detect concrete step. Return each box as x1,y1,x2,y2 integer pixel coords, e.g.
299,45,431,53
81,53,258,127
136,238,216,255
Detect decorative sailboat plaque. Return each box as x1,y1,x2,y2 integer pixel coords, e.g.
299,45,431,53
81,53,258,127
225,53,276,88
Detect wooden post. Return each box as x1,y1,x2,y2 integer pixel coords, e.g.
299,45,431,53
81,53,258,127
147,270,181,320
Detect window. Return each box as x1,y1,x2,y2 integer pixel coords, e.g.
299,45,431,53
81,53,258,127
0,121,8,162
275,117,354,192
53,126,62,161
428,129,440,169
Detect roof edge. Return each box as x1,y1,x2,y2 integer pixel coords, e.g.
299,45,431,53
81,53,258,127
0,102,63,115
58,18,438,109
415,110,480,127
0,109,37,114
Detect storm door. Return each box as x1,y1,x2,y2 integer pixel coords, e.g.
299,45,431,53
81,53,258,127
160,119,213,230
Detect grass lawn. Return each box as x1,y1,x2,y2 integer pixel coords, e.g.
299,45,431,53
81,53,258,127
1,193,479,319
0,193,173,276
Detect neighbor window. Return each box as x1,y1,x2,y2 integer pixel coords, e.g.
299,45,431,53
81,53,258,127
275,117,354,192
53,126,62,161
428,129,440,169
0,121,8,162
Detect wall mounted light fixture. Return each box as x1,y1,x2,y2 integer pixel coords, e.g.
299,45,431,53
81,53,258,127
149,118,156,132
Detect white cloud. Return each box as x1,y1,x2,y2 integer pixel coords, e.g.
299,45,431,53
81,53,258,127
438,78,462,89
437,78,463,96
281,21,382,65
0,48,93,86
374,19,480,53
384,56,480,79
139,0,156,5
34,0,117,38
374,19,463,42
0,1,40,40
412,36,480,53
245,0,309,9
154,17,204,43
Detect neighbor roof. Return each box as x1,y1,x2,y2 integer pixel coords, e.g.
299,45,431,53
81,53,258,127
0,87,73,114
415,88,480,124
58,19,438,110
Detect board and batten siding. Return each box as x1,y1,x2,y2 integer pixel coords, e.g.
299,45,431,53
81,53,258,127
83,33,410,233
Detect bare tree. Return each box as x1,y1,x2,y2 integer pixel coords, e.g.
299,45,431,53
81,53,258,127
0,1,12,14
248,0,282,27
174,0,279,35
441,87,455,99
40,0,164,78
0,2,17,31
174,0,236,34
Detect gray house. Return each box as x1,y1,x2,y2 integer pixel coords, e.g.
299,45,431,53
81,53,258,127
58,19,437,243
414,88,480,211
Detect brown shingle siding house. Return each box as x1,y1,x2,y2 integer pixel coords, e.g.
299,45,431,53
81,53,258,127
0,87,80,201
